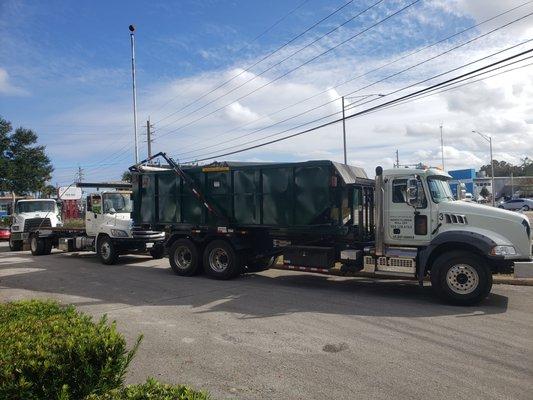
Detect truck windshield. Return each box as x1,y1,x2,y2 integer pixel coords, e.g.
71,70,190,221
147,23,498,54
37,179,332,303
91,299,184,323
16,201,56,213
427,176,454,203
103,193,132,214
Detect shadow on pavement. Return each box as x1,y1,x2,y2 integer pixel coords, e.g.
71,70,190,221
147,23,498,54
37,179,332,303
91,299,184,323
0,250,509,318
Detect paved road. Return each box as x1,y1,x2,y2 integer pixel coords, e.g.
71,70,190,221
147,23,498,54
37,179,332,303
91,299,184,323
0,242,531,400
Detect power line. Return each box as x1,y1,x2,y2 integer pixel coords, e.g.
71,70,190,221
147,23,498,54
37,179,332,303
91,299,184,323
155,0,421,140
171,0,533,156
173,16,533,160
155,0,385,130
178,47,533,163
153,0,351,124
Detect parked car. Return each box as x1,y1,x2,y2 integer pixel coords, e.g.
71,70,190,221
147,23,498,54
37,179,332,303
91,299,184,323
0,227,10,241
498,198,533,211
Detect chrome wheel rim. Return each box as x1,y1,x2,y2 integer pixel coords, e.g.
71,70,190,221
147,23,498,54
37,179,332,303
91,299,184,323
209,248,229,272
174,246,192,270
100,242,111,260
446,264,479,294
31,237,37,252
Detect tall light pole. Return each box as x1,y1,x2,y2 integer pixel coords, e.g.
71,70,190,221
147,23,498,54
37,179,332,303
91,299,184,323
440,123,445,170
129,24,139,164
341,93,384,165
341,96,347,164
472,130,495,206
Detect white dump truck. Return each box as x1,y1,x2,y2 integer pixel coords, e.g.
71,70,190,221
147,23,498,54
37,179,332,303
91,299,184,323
13,188,165,264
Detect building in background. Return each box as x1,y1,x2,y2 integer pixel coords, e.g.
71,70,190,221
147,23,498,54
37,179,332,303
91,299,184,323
448,169,476,199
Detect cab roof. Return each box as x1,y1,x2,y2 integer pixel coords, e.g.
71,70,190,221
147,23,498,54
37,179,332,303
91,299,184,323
383,167,451,179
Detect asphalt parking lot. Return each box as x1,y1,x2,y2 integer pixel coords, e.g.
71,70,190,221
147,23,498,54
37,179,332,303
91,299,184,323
0,242,532,400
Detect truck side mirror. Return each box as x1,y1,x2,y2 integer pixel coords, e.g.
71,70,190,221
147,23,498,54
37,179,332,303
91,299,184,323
406,178,419,207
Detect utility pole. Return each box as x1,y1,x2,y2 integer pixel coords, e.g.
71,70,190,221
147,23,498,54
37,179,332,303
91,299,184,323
129,24,139,164
440,123,445,171
342,96,347,165
472,130,495,207
510,172,514,198
395,149,400,168
76,166,84,183
146,117,154,158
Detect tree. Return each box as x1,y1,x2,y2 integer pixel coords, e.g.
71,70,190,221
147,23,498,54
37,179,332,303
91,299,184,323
479,159,531,177
0,116,53,195
479,186,490,199
121,170,132,183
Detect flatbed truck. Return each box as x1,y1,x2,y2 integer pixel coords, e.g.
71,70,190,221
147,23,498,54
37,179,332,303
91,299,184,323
129,153,532,305
16,188,165,264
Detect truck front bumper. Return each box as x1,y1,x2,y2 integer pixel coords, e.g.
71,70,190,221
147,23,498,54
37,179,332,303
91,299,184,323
513,260,533,278
130,229,166,242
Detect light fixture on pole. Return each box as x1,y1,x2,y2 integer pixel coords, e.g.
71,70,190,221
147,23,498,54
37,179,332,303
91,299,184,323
129,24,139,164
341,94,384,165
472,130,495,206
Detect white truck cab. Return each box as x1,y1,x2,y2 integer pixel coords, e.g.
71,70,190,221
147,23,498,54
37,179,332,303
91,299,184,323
9,199,62,251
13,190,166,265
367,166,532,304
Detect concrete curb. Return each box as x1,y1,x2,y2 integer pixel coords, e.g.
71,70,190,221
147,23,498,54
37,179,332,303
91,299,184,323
272,266,533,286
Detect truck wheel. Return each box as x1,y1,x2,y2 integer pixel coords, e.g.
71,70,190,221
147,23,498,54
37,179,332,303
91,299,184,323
246,256,276,273
150,244,166,259
430,251,492,306
98,236,119,265
30,235,45,256
42,239,53,255
169,239,200,276
9,238,23,251
203,240,241,280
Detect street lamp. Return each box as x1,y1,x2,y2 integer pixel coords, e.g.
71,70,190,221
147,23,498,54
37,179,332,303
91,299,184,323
472,130,495,206
341,94,384,164
129,24,139,164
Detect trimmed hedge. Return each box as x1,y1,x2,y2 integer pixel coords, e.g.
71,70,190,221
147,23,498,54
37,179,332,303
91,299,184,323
0,300,142,400
87,378,210,400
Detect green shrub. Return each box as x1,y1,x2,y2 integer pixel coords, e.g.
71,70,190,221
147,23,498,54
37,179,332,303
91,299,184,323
0,300,142,400
86,378,210,400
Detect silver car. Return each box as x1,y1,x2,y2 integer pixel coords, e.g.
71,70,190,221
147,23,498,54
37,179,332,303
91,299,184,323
498,198,533,211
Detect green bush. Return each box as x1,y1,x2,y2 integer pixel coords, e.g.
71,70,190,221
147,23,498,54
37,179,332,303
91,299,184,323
0,300,142,400
87,378,210,400
0,216,10,227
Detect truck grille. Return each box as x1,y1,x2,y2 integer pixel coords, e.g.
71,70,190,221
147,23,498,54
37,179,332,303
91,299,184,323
23,218,51,231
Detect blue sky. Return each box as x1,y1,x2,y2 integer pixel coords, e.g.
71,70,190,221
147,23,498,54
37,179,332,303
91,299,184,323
1,0,532,185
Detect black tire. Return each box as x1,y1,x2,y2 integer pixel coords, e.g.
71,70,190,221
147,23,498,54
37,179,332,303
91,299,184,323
42,239,53,255
498,205,504,209
523,205,530,211
30,235,45,256
168,239,201,276
98,236,119,265
9,237,23,251
430,251,492,306
203,240,242,280
246,256,276,273
150,244,166,259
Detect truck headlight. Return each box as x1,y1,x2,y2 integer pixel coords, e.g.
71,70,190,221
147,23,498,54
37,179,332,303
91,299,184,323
11,225,20,232
490,245,517,256
111,229,128,238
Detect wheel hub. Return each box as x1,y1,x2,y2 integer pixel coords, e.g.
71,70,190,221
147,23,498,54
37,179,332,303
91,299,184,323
101,242,111,259
174,246,192,269
209,248,229,272
446,264,479,294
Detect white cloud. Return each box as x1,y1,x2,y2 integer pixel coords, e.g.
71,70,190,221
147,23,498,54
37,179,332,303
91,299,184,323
0,67,28,96
225,102,260,123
